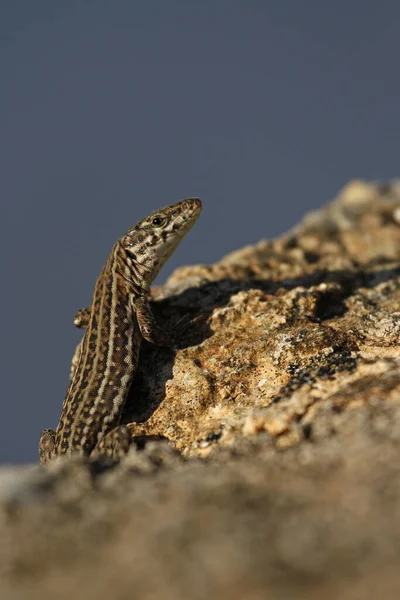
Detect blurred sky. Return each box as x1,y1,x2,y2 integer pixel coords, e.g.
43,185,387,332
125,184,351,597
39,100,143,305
1,1,400,463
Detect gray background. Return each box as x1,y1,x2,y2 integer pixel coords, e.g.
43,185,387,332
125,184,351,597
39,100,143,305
2,1,399,463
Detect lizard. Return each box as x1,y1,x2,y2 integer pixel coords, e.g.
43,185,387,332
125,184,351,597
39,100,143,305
39,197,202,464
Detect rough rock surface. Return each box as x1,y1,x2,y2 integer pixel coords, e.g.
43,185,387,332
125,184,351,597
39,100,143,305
3,180,400,599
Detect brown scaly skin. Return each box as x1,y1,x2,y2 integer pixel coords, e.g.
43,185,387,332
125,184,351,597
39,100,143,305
39,198,202,464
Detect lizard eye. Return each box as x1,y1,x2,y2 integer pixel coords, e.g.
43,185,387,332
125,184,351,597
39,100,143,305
152,216,164,226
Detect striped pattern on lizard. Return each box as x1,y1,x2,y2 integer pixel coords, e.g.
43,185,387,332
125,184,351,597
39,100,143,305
39,198,202,464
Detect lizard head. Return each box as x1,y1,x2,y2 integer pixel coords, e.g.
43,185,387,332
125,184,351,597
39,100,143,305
120,198,202,282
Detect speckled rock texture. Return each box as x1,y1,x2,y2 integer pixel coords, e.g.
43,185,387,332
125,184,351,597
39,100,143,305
2,180,400,600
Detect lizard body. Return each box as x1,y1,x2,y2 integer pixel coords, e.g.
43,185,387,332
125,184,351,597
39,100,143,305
39,198,202,463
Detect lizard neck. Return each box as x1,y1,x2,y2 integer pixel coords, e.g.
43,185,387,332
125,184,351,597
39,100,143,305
111,240,161,291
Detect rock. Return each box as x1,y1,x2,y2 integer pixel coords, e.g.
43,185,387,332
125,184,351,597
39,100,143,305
3,180,400,599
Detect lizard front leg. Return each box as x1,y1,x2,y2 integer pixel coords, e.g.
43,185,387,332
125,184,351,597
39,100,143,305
135,294,175,347
70,307,90,379
39,428,57,465
73,307,91,329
